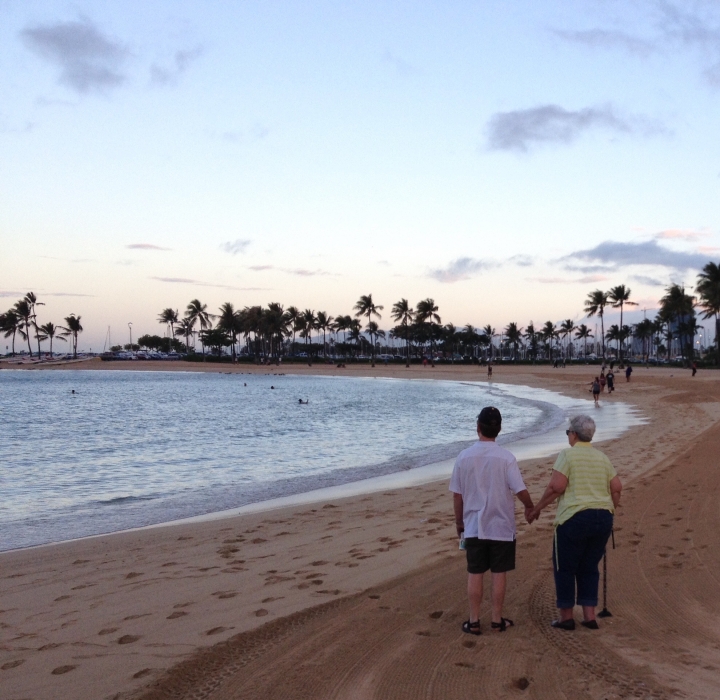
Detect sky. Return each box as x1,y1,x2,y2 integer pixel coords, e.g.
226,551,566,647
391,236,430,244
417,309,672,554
1,0,719,351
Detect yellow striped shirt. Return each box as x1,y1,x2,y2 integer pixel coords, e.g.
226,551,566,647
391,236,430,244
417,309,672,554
553,442,616,526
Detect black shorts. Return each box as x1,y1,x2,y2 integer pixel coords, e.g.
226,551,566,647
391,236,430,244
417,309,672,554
465,538,516,574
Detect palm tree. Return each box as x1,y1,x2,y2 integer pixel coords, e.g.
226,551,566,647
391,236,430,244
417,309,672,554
332,315,352,357
559,319,576,359
524,322,539,362
1,309,21,356
574,324,593,359
354,294,384,366
605,324,620,359
633,318,654,365
265,302,288,359
25,292,44,357
366,320,385,356
541,321,557,361
13,299,34,356
584,289,609,360
504,322,523,361
174,317,195,353
608,285,638,361
60,314,83,358
185,299,212,359
301,309,317,361
285,306,300,354
660,284,695,362
482,325,496,360
316,311,334,358
391,298,415,367
158,308,179,340
217,302,241,361
696,261,720,360
38,322,66,358
416,299,441,365
348,317,363,356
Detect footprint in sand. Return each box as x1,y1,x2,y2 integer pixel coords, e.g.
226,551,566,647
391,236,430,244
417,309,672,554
206,627,231,635
133,668,152,679
368,595,380,600
416,630,431,637
125,572,144,579
254,609,269,617
462,640,476,648
429,611,444,619
72,559,90,565
51,665,77,675
261,597,283,603
454,661,474,668
98,628,118,636
167,611,188,619
117,635,141,645
2,659,25,670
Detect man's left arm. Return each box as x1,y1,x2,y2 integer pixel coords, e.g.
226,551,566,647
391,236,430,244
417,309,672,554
453,492,464,537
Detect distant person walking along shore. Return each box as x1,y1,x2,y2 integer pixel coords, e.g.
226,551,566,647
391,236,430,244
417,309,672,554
591,377,601,406
450,407,534,635
625,364,633,382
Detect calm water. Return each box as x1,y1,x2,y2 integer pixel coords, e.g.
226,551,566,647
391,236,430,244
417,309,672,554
0,370,561,550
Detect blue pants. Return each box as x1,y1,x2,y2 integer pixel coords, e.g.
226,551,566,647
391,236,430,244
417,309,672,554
553,509,613,609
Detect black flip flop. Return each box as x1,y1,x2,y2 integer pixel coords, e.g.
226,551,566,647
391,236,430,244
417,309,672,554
461,620,481,635
491,617,514,632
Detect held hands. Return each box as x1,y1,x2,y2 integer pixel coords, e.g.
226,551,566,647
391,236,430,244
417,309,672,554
525,506,541,523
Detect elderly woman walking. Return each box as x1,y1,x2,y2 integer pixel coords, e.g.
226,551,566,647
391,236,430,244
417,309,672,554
530,415,622,630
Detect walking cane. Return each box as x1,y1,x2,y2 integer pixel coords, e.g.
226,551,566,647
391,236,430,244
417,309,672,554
598,528,615,618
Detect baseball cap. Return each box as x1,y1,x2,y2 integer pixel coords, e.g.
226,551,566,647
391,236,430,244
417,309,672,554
477,406,502,427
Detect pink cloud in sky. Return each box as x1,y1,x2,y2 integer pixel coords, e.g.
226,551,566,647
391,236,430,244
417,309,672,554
126,243,171,250
654,229,705,241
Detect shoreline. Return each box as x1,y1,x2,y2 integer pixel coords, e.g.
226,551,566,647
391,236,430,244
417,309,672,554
0,372,643,554
1,362,718,700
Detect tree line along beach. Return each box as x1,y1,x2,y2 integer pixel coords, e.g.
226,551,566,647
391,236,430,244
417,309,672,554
2,264,719,365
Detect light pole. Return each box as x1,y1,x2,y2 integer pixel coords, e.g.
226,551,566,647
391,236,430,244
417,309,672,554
128,322,133,352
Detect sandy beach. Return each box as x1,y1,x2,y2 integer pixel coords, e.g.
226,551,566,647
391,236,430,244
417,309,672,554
1,359,719,699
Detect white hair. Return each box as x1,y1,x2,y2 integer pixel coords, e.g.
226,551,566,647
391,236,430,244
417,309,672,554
569,415,596,442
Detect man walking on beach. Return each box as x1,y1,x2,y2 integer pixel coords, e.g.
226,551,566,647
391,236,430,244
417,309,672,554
450,407,534,634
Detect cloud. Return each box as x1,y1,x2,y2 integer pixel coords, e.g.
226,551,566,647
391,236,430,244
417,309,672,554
382,49,421,76
486,104,655,152
429,257,496,283
150,276,265,291
508,254,534,267
654,229,706,241
566,239,710,270
551,28,657,56
150,46,203,86
630,274,666,287
0,291,25,298
221,239,252,255
126,243,171,251
528,274,608,285
21,19,128,93
246,265,332,277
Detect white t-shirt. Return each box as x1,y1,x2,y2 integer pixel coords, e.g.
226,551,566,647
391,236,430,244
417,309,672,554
449,440,527,541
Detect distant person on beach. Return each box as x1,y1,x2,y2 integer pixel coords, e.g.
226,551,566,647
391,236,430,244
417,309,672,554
450,407,535,635
529,415,622,631
591,378,600,406
599,371,606,393
606,370,615,393
487,363,493,378
625,364,633,382
692,362,697,377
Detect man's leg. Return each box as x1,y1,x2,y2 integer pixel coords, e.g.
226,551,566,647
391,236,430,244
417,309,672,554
467,572,484,622
490,572,507,623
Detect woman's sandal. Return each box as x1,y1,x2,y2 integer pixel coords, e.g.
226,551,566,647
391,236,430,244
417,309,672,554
490,617,514,632
461,620,482,635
